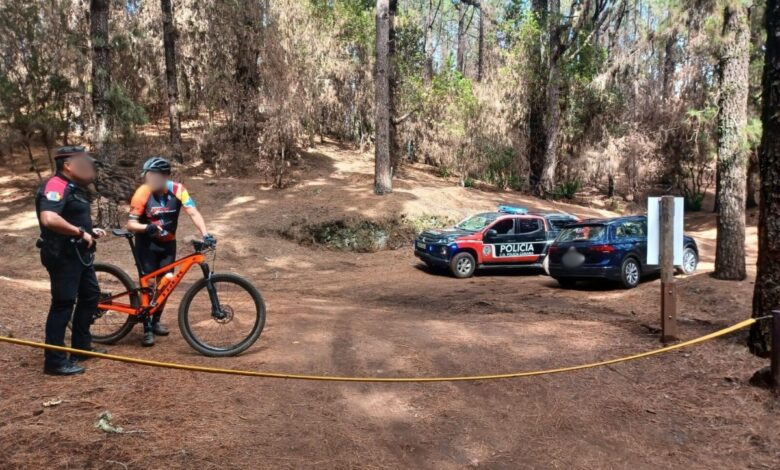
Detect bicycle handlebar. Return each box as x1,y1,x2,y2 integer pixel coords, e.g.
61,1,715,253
192,238,217,253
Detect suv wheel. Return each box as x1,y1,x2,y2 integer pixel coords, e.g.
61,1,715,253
620,257,641,289
676,247,698,275
556,277,577,289
449,252,476,278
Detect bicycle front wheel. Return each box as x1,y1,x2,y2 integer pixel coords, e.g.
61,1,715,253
178,273,265,357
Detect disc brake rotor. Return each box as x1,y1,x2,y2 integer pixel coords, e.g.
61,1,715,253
214,305,234,324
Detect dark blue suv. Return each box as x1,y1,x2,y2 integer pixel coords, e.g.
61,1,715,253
547,216,699,288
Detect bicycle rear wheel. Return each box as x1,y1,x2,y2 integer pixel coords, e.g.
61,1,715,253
178,273,265,357
91,263,138,344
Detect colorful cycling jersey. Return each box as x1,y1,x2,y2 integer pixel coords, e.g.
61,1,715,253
129,181,195,242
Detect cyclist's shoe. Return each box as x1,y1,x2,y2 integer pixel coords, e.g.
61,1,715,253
71,347,108,363
152,322,169,336
141,331,155,347
44,361,85,376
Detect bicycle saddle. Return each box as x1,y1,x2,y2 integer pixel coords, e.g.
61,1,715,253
112,229,134,238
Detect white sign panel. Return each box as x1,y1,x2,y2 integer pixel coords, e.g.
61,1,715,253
647,197,684,266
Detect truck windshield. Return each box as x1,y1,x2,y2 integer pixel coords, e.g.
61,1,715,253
557,225,607,242
456,213,498,231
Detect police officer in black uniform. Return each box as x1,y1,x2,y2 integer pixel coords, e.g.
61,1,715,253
36,146,108,376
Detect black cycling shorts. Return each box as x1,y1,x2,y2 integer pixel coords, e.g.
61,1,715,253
136,236,177,276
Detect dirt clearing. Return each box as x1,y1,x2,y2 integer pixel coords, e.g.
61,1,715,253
0,142,778,469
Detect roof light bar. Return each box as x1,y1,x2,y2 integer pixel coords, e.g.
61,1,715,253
497,205,528,215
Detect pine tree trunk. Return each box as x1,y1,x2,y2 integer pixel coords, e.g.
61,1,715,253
750,0,780,358
89,0,111,162
161,0,183,163
714,5,750,280
713,165,721,213
374,0,395,195
538,0,561,196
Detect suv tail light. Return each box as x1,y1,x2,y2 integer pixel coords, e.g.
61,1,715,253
589,244,616,253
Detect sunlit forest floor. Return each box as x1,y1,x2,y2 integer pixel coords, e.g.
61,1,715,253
0,137,776,469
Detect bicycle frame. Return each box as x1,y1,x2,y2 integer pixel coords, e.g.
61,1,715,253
97,238,210,318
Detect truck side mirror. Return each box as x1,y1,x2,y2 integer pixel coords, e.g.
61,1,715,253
485,229,498,239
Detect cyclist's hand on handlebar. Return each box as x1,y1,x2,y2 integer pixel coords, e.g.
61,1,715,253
203,233,216,246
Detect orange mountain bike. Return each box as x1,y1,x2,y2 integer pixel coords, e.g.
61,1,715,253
89,229,265,357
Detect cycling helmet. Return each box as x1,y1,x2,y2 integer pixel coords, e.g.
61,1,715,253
141,156,171,176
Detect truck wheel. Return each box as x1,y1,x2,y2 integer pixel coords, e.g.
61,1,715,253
620,257,641,289
449,252,476,278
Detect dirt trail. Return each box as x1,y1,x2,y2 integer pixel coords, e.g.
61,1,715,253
0,142,777,469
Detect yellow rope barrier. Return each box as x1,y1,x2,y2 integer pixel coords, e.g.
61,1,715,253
0,318,756,383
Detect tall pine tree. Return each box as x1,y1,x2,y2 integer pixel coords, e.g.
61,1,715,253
714,3,751,280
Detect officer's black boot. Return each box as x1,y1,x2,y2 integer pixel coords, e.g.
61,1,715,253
44,361,85,376
71,346,108,363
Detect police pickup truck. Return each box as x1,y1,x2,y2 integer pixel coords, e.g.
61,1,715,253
414,206,577,278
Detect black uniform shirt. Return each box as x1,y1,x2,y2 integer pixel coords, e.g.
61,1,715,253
35,173,93,241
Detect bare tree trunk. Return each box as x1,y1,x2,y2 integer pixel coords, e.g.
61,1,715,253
233,0,262,144
423,0,441,83
477,5,484,81
374,0,396,195
746,150,759,208
538,0,562,196
89,0,111,162
662,30,676,102
456,2,468,74
750,0,780,358
161,0,183,163
714,4,750,280
527,0,548,189
24,142,43,181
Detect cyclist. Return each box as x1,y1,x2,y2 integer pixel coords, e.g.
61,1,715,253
35,146,107,376
126,156,214,347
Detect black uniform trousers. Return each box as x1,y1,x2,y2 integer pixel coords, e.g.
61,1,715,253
41,247,99,367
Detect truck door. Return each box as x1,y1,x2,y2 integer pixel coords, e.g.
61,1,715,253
485,217,544,264
512,217,546,264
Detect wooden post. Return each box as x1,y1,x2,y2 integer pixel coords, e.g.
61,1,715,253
772,310,780,391
660,196,678,342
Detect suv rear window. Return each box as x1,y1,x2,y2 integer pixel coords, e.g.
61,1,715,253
615,221,646,238
557,225,607,242
548,217,577,231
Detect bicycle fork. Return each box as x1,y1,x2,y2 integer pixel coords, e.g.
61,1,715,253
200,263,227,320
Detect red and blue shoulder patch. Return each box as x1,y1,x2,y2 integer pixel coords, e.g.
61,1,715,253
43,176,68,202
